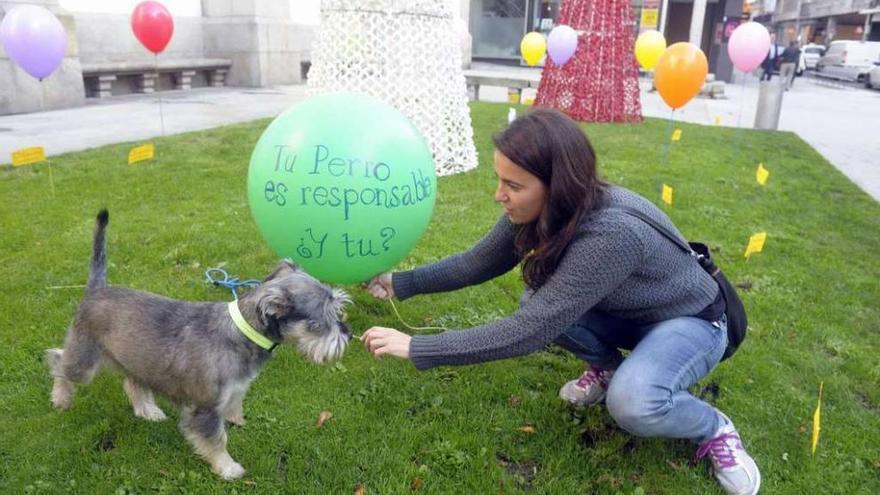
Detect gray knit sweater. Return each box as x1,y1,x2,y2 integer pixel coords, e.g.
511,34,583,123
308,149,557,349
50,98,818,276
394,186,719,370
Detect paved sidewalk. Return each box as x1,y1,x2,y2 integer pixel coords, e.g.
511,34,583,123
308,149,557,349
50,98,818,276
2,66,877,202
0,85,307,161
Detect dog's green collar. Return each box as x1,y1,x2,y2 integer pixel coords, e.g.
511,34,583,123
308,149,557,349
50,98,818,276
228,301,276,351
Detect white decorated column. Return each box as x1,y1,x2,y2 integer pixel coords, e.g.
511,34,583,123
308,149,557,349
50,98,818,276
307,0,478,176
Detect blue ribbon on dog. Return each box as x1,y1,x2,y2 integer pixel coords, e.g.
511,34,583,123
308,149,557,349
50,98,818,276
204,268,261,301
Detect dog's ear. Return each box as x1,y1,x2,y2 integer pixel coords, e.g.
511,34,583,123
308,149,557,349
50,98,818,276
254,282,290,328
263,259,300,282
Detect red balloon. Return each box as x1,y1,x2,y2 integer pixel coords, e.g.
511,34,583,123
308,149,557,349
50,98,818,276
131,1,173,54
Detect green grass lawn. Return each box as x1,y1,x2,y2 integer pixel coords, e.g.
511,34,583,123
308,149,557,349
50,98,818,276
1,102,878,494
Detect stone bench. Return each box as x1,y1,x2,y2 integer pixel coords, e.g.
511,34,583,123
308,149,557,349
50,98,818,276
463,69,541,102
81,58,232,98
699,73,726,99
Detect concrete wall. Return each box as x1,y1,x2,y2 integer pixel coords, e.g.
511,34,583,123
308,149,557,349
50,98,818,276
59,0,201,17
202,0,315,86
75,13,205,66
1,0,320,114
0,0,85,115
1,0,475,114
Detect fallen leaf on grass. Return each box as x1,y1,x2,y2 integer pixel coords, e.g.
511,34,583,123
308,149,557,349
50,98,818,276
410,478,423,490
509,395,521,407
354,483,365,495
517,425,536,434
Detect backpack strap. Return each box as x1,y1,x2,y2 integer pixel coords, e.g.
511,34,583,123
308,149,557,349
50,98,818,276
611,206,717,274
610,206,695,255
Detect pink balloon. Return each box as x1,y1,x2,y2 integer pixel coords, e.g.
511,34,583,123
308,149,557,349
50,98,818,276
727,22,770,72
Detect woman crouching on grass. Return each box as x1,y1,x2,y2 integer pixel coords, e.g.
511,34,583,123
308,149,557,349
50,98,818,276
361,108,759,495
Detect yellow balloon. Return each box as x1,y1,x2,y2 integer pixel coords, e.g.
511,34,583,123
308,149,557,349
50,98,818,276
520,32,547,66
634,30,667,70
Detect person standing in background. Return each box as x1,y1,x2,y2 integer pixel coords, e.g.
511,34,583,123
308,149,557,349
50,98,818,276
760,34,779,81
779,41,802,90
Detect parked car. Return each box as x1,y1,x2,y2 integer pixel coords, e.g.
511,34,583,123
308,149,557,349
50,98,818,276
865,60,880,90
815,40,880,82
802,43,826,70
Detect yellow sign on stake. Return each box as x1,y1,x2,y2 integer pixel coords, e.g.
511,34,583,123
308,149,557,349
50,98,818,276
756,163,770,185
811,382,823,455
661,184,673,205
744,232,767,258
671,129,682,142
11,146,46,166
714,116,721,126
128,143,155,164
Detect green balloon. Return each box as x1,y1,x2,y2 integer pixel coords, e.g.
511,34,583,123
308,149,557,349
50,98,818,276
247,92,437,284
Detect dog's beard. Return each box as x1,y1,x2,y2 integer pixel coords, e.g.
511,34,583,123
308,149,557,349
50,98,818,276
290,323,348,364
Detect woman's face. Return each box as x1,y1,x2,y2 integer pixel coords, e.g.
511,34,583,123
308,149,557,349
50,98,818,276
493,150,547,224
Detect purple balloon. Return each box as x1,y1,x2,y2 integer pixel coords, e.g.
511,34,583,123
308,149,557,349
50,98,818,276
547,25,578,66
1,5,67,80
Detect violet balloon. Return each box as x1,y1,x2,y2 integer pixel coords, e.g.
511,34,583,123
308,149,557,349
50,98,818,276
0,5,67,80
547,25,578,66
727,22,770,73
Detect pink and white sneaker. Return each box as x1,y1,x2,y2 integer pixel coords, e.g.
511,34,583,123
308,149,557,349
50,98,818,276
558,366,614,407
695,415,761,495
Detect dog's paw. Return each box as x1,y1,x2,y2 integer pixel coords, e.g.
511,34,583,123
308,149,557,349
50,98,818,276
225,413,246,427
215,461,246,480
135,404,167,422
51,395,72,410
51,381,73,410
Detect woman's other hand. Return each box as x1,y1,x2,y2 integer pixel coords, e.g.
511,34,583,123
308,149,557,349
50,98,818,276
361,326,411,359
363,272,394,300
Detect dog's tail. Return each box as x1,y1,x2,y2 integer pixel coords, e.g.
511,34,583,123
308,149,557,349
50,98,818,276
86,209,109,292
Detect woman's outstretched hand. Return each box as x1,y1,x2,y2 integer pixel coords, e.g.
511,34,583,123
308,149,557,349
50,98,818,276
363,272,394,300
361,326,411,359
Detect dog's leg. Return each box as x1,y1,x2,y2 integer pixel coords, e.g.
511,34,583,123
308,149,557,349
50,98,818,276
180,406,245,480
123,377,167,421
46,348,74,410
47,326,104,410
222,388,247,426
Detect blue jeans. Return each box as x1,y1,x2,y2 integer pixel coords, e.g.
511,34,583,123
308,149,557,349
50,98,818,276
555,309,729,444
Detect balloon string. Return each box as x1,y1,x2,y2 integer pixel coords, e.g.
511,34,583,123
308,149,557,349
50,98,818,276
655,108,675,204
155,54,166,137
731,72,747,166
47,159,56,197
387,299,447,332
661,108,674,166
38,83,56,196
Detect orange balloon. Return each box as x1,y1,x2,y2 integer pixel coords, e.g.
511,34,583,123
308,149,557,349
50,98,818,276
653,42,708,109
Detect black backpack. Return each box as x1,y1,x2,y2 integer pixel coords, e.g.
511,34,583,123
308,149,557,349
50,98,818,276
613,206,748,360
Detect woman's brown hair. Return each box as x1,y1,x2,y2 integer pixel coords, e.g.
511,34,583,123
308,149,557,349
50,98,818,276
493,108,607,289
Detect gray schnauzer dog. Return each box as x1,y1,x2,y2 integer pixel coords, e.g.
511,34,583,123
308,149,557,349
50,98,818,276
47,210,351,479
